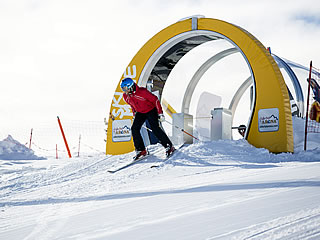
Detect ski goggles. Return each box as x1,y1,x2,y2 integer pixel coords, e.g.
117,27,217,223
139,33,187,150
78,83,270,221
121,85,134,93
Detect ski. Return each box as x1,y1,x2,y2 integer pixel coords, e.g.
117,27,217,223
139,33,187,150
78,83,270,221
150,156,172,168
107,155,148,173
150,144,185,168
108,144,185,172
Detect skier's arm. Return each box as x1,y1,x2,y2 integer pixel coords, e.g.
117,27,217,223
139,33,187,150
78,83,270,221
155,98,163,115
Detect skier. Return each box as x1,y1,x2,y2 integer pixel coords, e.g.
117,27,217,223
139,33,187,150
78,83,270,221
120,77,175,160
310,101,320,122
309,78,320,122
310,78,320,103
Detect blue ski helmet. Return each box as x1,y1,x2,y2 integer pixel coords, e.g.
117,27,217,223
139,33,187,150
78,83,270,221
120,78,135,92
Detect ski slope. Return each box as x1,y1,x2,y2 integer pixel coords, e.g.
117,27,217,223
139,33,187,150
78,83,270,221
1,117,320,240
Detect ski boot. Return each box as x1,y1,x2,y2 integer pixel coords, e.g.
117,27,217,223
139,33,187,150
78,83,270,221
165,145,176,158
133,149,148,161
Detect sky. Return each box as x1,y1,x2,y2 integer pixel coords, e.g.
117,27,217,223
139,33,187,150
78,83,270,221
1,0,320,150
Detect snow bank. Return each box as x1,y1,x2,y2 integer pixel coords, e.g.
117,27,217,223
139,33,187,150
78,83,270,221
0,135,45,160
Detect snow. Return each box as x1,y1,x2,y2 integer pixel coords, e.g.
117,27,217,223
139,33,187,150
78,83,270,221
1,117,320,240
0,135,45,160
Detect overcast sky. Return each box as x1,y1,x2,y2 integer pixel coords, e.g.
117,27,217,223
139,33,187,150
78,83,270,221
1,0,320,145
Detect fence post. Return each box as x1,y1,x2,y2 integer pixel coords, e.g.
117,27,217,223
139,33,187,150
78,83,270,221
57,116,72,158
78,134,81,157
29,128,33,149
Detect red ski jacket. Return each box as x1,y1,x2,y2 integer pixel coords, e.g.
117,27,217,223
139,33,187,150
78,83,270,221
123,84,163,116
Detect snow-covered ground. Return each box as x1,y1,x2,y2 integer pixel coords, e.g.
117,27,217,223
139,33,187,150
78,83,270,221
1,117,320,240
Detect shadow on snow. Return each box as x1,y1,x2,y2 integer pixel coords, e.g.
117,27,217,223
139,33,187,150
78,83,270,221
2,179,320,207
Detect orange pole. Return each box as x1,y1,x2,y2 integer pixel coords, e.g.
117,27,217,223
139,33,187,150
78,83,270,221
56,144,58,159
304,61,313,151
57,116,72,158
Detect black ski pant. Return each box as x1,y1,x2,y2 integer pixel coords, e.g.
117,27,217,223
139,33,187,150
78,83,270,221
131,108,173,151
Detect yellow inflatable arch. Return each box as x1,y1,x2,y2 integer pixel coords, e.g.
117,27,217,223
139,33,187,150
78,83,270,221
106,17,293,155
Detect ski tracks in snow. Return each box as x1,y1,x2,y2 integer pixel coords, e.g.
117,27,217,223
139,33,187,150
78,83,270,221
0,154,113,200
211,207,320,240
0,145,166,207
22,204,69,240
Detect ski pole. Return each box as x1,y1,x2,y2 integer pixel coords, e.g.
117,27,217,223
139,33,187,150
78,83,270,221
164,120,199,140
232,126,246,130
142,125,153,132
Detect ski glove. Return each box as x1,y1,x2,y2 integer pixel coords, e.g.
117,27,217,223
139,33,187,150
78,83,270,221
158,114,165,122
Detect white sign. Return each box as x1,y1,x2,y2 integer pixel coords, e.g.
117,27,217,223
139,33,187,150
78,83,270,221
258,108,279,132
112,119,132,142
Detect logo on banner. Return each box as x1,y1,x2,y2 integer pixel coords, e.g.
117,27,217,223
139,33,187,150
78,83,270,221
112,119,132,142
258,108,279,132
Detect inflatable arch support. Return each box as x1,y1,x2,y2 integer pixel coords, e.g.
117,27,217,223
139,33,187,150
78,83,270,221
106,16,293,155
